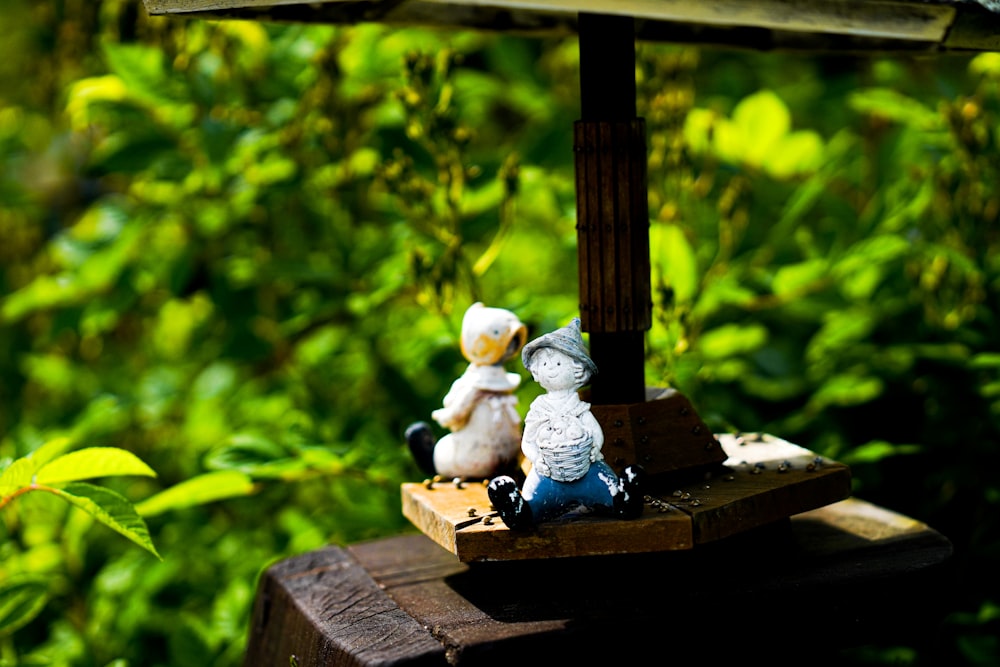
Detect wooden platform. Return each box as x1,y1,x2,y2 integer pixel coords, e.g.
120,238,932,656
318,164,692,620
142,0,1000,54
402,432,852,562
243,497,954,666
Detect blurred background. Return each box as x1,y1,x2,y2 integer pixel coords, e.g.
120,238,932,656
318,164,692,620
0,1,998,664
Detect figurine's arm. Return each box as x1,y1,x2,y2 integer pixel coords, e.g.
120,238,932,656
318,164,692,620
521,417,540,464
432,382,482,431
583,411,604,462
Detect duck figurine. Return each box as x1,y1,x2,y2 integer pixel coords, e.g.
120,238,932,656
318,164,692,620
406,302,528,481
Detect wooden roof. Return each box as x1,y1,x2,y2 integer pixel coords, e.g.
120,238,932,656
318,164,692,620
142,0,1000,53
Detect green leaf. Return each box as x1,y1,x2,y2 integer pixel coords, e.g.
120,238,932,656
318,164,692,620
204,434,286,473
49,483,160,559
0,457,35,498
136,471,257,518
765,130,824,178
0,437,76,496
806,310,877,362
772,259,828,297
970,353,1000,369
732,90,791,166
970,52,1000,78
35,447,156,485
0,575,50,637
682,108,716,155
699,323,769,360
25,437,78,471
651,223,699,303
810,374,885,409
848,88,941,130
842,440,922,464
102,42,185,109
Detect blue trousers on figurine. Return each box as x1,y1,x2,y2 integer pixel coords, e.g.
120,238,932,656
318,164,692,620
520,460,621,522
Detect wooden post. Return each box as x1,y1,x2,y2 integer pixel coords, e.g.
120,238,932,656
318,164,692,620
575,13,651,406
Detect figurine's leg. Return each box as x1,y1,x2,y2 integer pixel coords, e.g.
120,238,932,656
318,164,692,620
405,421,437,477
614,465,645,519
487,476,534,530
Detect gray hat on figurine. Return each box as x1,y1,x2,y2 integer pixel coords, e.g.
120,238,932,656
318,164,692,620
522,317,599,378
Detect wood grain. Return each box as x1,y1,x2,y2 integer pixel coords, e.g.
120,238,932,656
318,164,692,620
246,498,954,665
401,432,851,561
140,0,1000,54
242,546,447,666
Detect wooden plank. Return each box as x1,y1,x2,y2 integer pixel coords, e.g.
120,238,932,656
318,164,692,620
401,478,695,562
143,0,955,42
242,546,447,667
333,498,954,664
140,0,1000,54
660,432,853,543
401,432,851,561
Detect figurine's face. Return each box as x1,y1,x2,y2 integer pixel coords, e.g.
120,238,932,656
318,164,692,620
529,348,582,392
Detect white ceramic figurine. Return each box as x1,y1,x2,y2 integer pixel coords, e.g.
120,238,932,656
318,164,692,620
488,318,643,529
406,302,528,480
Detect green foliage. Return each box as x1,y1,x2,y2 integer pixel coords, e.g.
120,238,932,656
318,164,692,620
0,438,159,644
1,1,999,665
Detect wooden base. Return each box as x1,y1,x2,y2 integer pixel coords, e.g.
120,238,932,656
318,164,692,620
243,498,954,667
402,432,852,562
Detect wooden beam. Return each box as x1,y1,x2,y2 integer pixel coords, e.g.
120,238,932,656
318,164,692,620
141,0,1000,54
576,14,650,405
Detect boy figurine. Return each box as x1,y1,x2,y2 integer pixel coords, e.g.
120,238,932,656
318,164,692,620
488,318,643,529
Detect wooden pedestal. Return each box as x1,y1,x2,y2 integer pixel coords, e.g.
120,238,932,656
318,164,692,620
402,432,852,561
242,497,954,666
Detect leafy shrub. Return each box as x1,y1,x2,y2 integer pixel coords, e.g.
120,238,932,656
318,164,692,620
1,1,998,665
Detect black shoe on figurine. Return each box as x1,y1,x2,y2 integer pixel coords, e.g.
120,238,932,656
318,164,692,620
614,465,645,519
487,476,533,530
405,421,437,477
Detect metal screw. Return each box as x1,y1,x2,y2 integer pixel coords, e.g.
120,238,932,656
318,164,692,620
467,508,477,517
424,478,434,489
453,477,464,489
483,516,493,525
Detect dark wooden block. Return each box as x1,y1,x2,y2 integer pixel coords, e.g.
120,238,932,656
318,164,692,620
244,497,954,666
591,387,727,478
